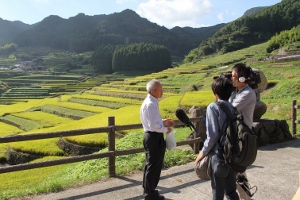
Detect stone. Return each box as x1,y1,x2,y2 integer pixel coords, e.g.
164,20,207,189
253,100,267,119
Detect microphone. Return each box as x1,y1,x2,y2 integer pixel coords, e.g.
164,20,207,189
175,108,199,134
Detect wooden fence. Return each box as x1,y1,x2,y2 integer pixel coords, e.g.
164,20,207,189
292,99,300,135
0,116,203,177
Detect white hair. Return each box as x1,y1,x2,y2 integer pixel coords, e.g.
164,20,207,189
146,79,160,93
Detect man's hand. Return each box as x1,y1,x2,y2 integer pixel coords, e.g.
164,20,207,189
163,119,175,127
195,151,205,163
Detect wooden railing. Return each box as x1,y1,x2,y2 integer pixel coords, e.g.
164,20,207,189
292,100,300,135
0,116,203,177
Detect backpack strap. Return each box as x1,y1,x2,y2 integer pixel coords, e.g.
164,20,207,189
216,101,237,151
216,101,237,121
215,102,231,148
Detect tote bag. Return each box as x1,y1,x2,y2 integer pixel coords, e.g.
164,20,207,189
166,130,176,150
195,151,213,180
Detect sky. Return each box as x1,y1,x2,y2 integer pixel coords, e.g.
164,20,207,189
0,0,282,29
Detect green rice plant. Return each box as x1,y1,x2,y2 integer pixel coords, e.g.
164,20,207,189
72,93,142,105
180,90,214,109
0,115,41,131
13,74,82,80
39,104,96,119
159,94,183,119
52,101,113,113
0,121,24,136
12,111,74,128
64,133,108,147
68,97,131,109
8,138,64,156
89,89,146,100
0,144,9,161
0,97,63,116
24,105,142,146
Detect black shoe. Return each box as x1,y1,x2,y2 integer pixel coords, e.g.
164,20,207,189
157,194,165,200
143,191,165,200
144,195,164,200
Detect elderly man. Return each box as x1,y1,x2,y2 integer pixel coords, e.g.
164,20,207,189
140,79,175,200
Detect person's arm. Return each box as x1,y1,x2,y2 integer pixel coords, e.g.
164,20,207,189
195,103,221,163
195,151,205,163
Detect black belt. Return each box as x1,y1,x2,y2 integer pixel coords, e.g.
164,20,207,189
145,131,163,134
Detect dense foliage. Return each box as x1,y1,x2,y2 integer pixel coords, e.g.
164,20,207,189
112,43,171,72
92,45,115,73
0,43,17,56
266,25,300,52
185,0,300,62
92,43,171,73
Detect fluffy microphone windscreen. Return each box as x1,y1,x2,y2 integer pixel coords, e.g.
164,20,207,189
175,108,190,125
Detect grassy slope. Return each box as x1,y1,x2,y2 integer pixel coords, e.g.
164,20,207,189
0,42,299,199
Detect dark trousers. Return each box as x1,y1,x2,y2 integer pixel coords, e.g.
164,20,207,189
211,154,239,200
143,131,166,198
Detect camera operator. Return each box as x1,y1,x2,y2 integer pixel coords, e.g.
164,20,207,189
229,63,256,200
229,63,256,128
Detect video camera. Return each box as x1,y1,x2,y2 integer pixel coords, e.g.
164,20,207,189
214,67,261,89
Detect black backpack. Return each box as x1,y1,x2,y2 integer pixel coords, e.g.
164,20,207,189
217,102,258,173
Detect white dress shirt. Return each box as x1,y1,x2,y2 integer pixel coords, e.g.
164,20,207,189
140,94,167,133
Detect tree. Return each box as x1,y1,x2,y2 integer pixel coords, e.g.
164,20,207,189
92,45,115,73
0,43,17,56
112,43,171,72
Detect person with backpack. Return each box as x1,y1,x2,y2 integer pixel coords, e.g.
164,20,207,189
229,63,257,200
195,77,239,200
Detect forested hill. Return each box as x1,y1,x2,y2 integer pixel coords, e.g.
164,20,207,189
10,9,225,58
0,18,32,46
185,0,300,62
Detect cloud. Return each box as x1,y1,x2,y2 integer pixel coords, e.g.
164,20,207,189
217,12,224,22
136,0,213,28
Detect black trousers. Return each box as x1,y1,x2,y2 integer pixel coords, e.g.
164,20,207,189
143,131,166,198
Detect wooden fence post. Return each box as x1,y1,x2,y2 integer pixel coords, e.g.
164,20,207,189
108,116,116,177
292,100,297,135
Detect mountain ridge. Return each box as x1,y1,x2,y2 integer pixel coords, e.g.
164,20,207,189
0,5,276,58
